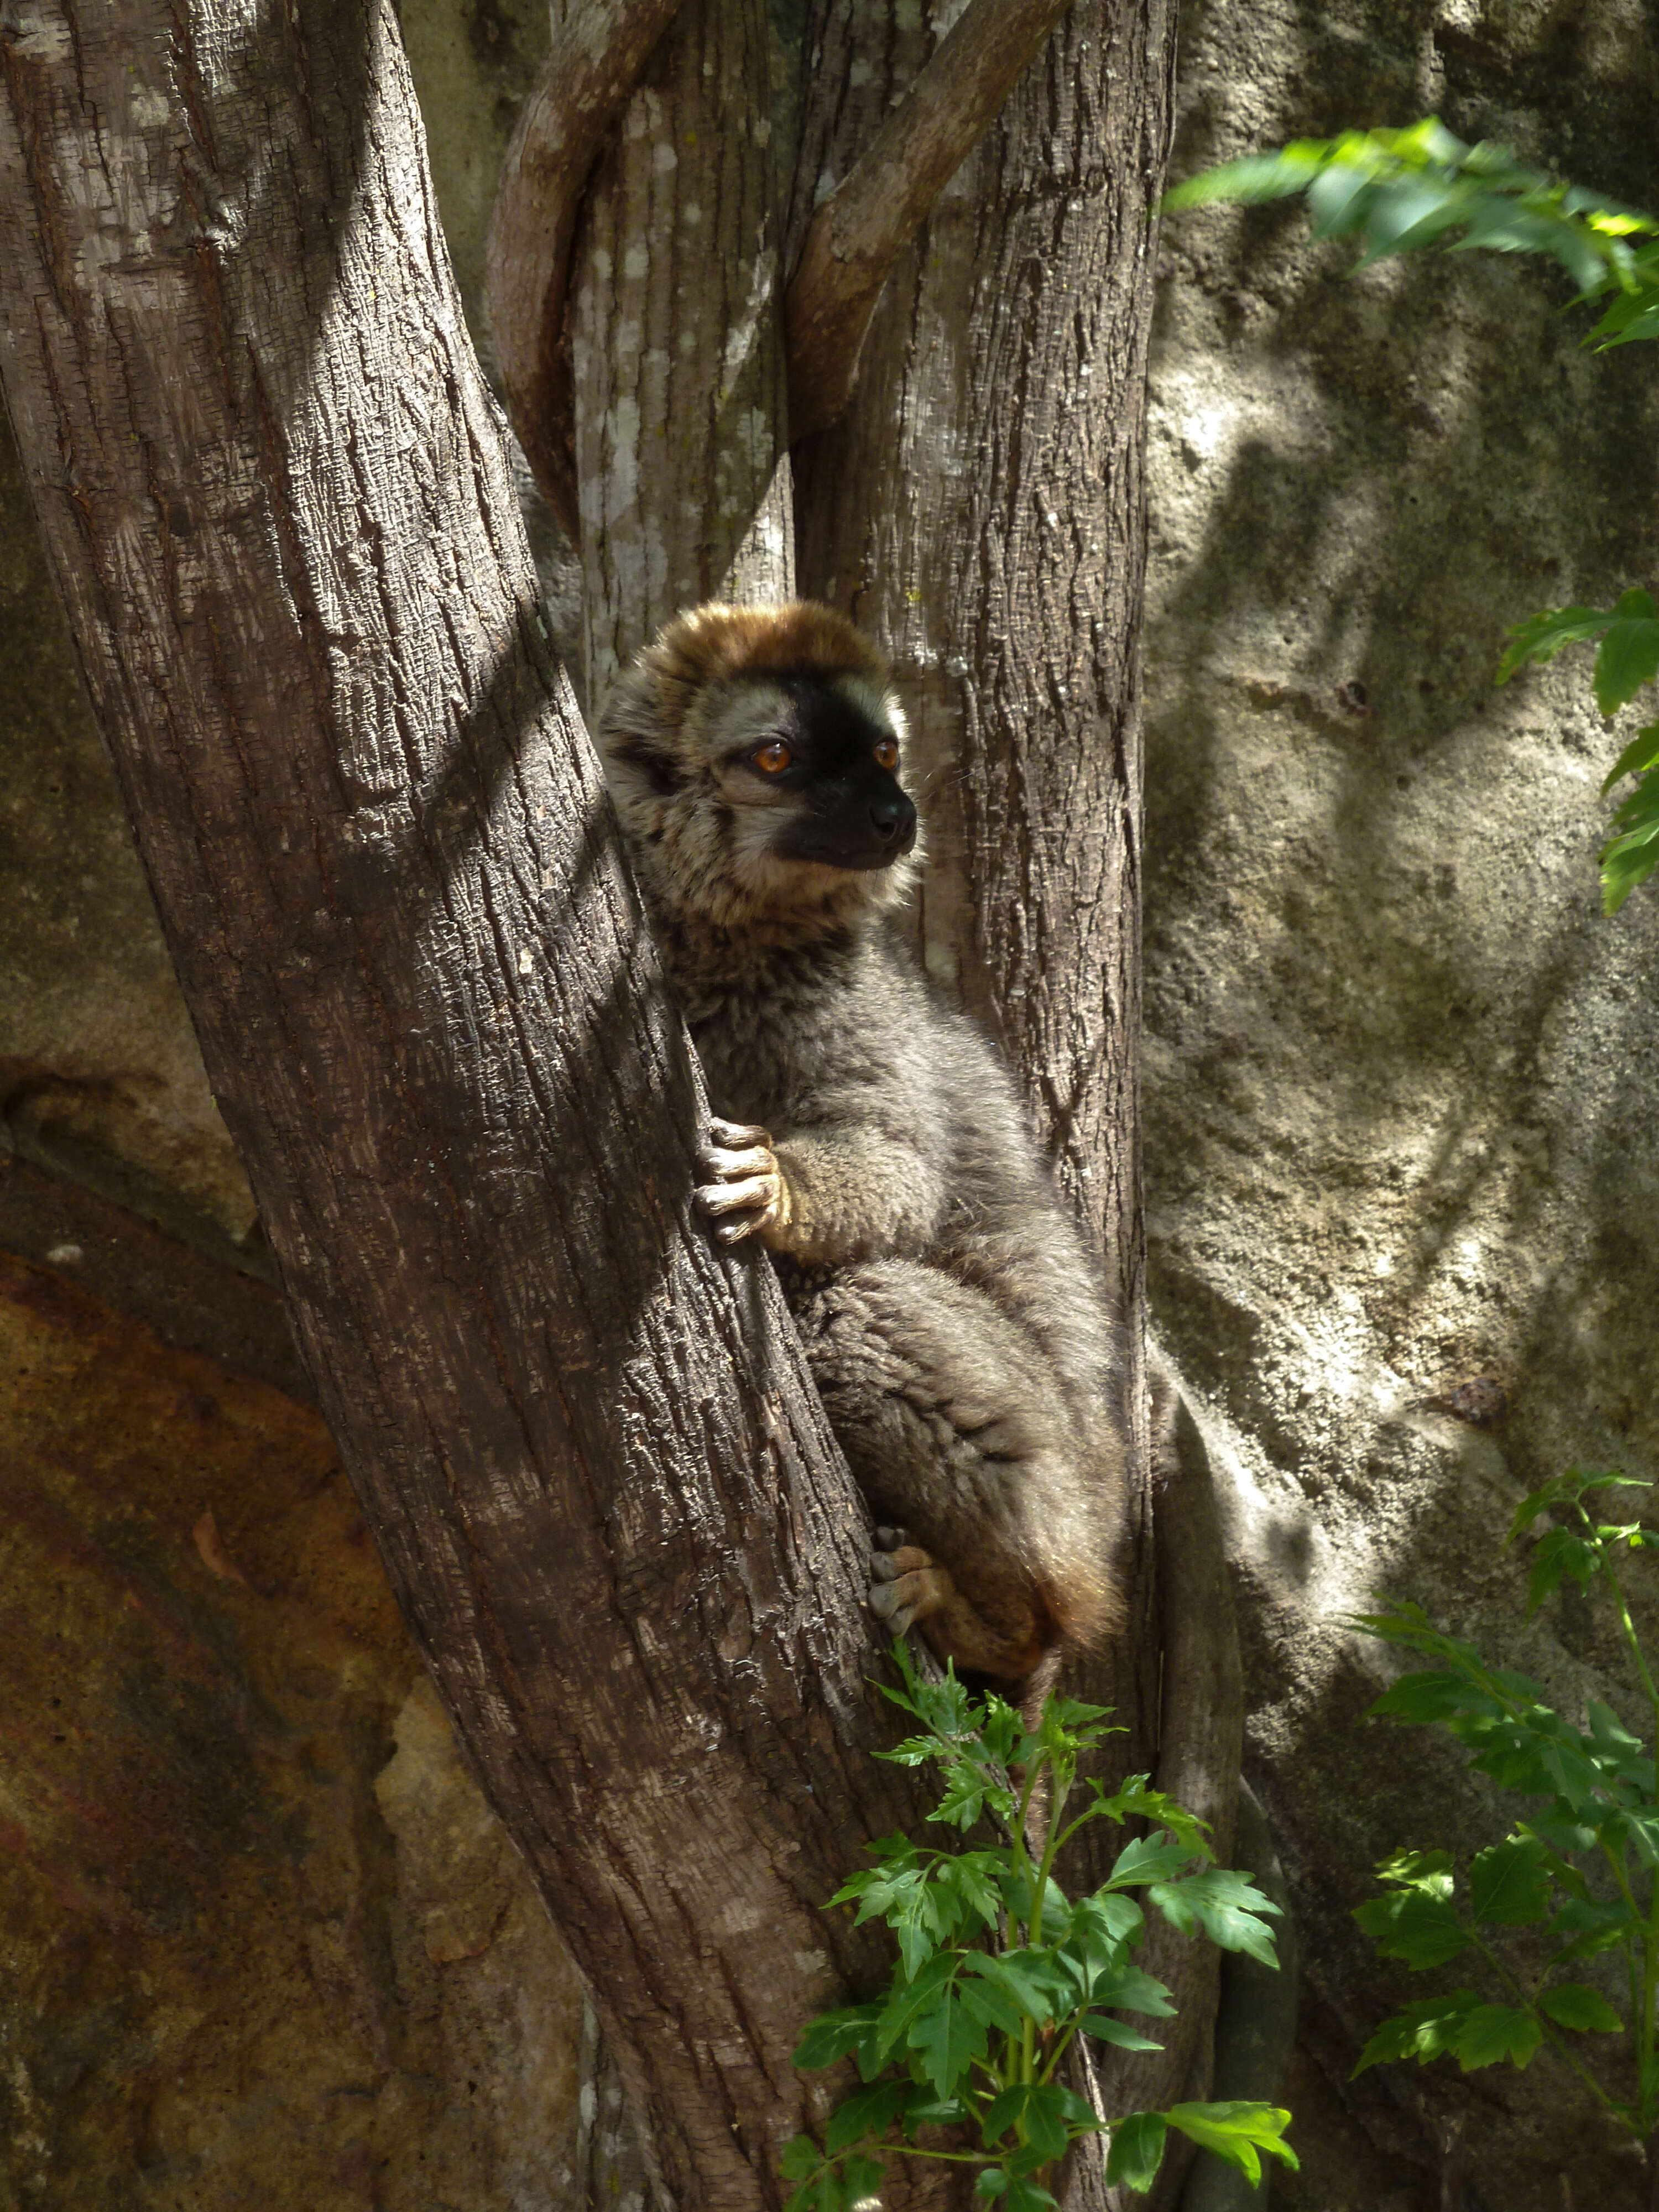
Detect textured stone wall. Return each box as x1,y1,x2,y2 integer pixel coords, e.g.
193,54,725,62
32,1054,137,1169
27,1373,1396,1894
1145,2,1659,2204
0,424,258,1264
0,1223,583,2208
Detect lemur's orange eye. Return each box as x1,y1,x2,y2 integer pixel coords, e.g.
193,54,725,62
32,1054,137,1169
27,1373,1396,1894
752,739,793,775
874,736,900,771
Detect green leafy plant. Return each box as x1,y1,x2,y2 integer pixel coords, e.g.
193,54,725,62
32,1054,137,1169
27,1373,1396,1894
1498,597,1659,911
781,1641,1297,2209
1162,117,1659,911
1348,1469,1659,2165
1161,117,1659,340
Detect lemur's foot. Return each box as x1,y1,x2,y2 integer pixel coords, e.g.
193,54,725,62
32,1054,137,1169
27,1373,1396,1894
695,1118,789,1246
870,1525,1051,1682
868,1524,956,1638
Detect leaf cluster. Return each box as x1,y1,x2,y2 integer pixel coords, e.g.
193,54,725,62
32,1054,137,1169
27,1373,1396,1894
1165,119,1659,914
1347,1470,1659,2141
1161,117,1659,346
782,1643,1296,2207
1498,594,1659,911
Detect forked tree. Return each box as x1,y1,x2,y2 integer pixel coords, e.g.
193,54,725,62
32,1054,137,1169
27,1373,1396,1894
0,0,1238,2204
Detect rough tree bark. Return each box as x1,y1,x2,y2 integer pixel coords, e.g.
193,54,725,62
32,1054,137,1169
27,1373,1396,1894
782,0,1074,441
565,0,795,703
0,4,950,2207
491,0,1235,2205
793,0,1171,1401
790,5,1240,2204
484,0,683,544
3,0,1242,2196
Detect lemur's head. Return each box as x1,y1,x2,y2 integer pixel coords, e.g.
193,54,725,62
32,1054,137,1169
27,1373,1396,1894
597,601,918,936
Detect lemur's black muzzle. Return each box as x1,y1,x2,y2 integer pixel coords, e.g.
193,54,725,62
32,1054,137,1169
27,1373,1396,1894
869,791,917,847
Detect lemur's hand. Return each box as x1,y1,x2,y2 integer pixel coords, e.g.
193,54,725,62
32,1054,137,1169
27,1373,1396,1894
695,1118,793,1247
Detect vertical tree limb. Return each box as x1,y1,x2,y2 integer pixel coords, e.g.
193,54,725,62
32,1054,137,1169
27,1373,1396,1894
791,1,1203,2199
784,0,1074,439
484,0,684,538
1129,1395,1248,2205
568,0,794,702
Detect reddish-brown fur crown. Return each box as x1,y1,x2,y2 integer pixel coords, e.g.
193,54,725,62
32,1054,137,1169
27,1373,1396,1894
641,599,889,696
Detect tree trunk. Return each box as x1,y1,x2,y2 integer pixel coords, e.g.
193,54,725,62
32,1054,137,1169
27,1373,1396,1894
795,0,1173,1431
791,5,1238,2204
560,30,1220,2156
568,0,795,702
4,0,1235,2194
0,4,945,2206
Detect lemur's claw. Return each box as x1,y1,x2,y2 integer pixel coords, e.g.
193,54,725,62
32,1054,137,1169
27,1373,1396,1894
697,1120,787,1245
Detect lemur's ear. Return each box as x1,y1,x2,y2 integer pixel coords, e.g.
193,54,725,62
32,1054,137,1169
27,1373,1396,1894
606,730,686,797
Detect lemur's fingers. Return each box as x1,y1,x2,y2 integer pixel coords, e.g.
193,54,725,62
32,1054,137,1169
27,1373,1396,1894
695,1171,783,1219
873,1525,912,1555
868,1561,955,1637
695,1197,768,1246
696,1117,793,1248
868,1586,919,1634
707,1116,772,1151
697,1140,777,1183
870,1543,935,1584
696,1120,796,1252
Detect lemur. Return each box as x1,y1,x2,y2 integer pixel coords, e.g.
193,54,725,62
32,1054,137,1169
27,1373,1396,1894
597,601,1125,1682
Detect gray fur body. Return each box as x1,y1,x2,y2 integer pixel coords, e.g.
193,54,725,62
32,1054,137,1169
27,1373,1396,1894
598,601,1126,1679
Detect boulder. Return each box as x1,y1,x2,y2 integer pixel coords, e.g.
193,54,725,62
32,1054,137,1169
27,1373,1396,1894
1146,2,1659,2201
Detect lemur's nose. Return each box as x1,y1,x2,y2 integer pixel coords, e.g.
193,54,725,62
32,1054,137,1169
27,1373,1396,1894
869,793,916,843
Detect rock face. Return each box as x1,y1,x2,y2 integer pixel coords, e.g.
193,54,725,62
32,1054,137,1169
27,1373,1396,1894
1145,1,1659,2203
0,1234,583,2209
0,427,258,1262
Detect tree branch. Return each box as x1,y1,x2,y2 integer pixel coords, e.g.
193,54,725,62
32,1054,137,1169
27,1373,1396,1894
784,0,1073,440
485,0,682,536
0,3,942,2203
1126,1387,1246,2212
568,0,794,706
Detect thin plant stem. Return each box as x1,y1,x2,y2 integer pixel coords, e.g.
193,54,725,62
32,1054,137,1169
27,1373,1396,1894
1588,1526,1659,2116
1013,1744,1051,2109
1599,1836,1642,1929
1589,1546,1659,1725
1469,1931,1630,2132
832,2141,995,2168
1645,1876,1659,2109
1052,1808,1106,1856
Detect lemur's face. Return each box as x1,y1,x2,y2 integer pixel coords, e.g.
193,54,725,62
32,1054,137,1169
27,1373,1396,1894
598,602,920,930
712,670,917,881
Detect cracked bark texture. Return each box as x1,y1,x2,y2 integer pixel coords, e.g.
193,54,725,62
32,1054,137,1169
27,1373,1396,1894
0,3,953,2206
790,6,1220,2204
568,0,795,703
783,0,1074,440
486,0,682,542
